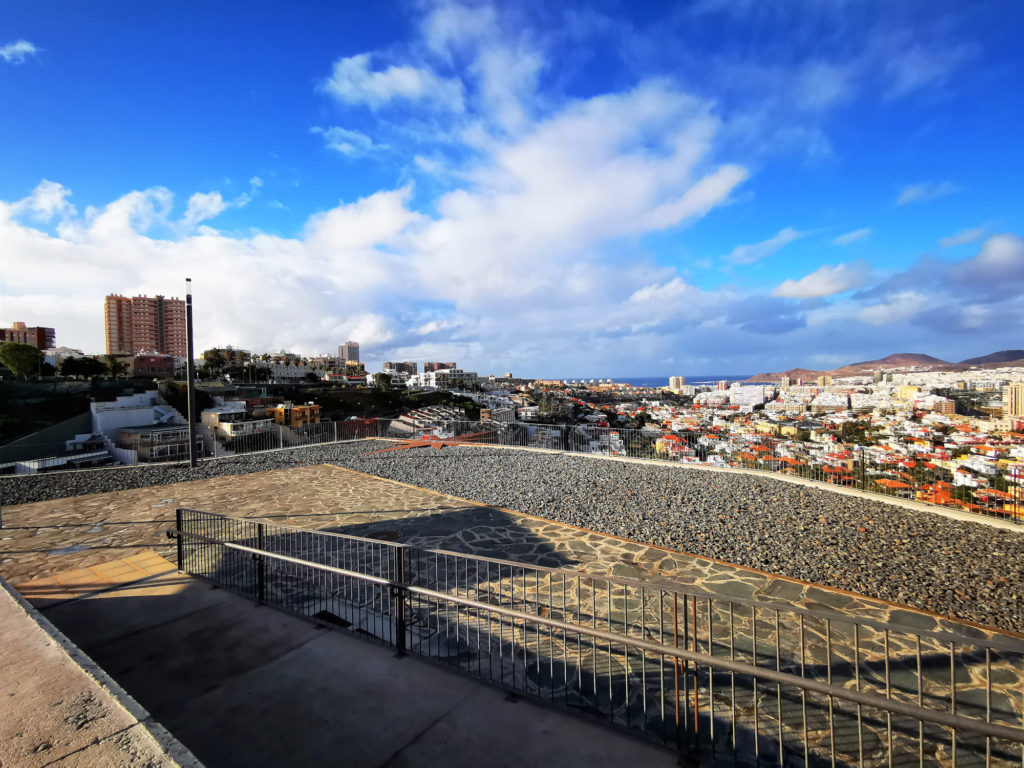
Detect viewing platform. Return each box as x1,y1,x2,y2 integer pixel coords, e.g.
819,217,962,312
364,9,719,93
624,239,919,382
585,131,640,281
2,441,1023,765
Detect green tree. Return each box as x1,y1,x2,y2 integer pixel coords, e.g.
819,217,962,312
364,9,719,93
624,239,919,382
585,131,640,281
0,342,44,378
103,353,129,379
374,372,391,390
60,356,107,378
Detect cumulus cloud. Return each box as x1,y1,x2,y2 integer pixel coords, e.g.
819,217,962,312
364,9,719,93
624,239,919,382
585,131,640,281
7,180,76,221
311,126,389,157
949,234,1024,286
181,192,227,229
773,262,868,298
724,227,804,265
321,53,464,111
896,181,957,206
833,228,870,246
0,39,36,64
939,225,985,248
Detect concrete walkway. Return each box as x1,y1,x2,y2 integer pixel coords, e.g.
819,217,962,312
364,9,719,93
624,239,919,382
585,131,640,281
0,576,198,768
39,566,678,768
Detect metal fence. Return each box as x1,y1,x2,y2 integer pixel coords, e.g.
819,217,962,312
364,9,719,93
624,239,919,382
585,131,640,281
173,508,1024,766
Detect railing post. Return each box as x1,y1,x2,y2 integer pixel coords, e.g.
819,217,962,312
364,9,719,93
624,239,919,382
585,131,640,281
394,546,407,657
256,522,266,605
175,507,184,570
333,420,338,443
279,424,284,450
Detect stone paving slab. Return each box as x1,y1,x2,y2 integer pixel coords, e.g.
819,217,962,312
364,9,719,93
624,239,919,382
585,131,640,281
18,550,176,606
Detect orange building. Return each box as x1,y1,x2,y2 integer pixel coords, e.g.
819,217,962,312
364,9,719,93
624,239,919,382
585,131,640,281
105,294,187,356
267,402,322,428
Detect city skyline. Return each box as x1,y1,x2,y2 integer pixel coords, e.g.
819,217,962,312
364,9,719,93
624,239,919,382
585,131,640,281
2,1,1023,377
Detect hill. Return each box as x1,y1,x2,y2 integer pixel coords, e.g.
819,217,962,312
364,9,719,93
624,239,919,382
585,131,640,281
828,353,952,377
960,350,1024,365
742,350,1024,383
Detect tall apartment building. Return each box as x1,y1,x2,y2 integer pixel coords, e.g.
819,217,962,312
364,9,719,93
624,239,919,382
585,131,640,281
339,341,359,363
384,361,418,375
105,294,187,356
668,375,686,390
1007,383,1024,419
424,361,456,372
0,322,55,349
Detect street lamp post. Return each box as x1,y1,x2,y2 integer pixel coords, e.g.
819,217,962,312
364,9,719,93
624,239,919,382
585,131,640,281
185,278,198,468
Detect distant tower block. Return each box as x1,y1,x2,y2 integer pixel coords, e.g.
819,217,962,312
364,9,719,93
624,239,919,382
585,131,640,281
669,376,686,390
339,340,359,363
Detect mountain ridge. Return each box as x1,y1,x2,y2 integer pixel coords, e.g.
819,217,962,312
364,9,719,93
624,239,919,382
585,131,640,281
744,350,1024,383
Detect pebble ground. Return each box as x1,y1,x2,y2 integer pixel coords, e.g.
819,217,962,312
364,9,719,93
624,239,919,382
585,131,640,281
3,441,1022,631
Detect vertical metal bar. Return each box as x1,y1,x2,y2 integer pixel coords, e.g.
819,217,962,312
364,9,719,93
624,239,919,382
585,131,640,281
256,522,265,605
950,640,957,768
578,576,583,711
394,546,407,657
708,597,715,755
986,646,992,766
674,592,681,747
606,582,613,722
885,629,892,767
693,595,699,740
775,609,782,765
730,602,736,759
175,508,184,569
660,591,666,745
683,592,690,737
827,618,835,767
562,573,568,708
753,605,760,763
855,623,863,767
800,614,808,767
641,586,648,736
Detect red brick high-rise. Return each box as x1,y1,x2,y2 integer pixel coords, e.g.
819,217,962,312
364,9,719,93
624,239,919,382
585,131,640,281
105,294,187,356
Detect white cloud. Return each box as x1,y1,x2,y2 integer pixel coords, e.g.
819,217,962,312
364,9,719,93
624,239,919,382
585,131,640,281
724,227,804,265
0,39,36,64
950,233,1024,284
773,262,868,298
8,180,76,221
249,176,263,188
421,1,543,134
858,291,929,326
939,226,985,248
322,53,464,111
414,318,463,335
833,228,870,246
182,192,227,229
629,277,692,304
311,126,388,157
896,181,957,206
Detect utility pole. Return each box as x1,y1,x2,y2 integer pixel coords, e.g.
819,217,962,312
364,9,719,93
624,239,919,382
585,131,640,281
185,278,198,468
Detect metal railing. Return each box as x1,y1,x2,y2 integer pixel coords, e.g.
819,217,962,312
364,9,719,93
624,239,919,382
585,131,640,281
172,508,1024,766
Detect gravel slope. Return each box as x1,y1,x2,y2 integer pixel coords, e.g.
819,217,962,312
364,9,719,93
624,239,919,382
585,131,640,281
3,442,1022,631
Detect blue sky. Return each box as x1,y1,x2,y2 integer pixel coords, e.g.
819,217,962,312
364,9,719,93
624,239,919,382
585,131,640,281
2,0,1023,377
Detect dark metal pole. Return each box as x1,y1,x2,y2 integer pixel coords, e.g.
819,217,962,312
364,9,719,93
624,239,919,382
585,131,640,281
185,278,198,468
